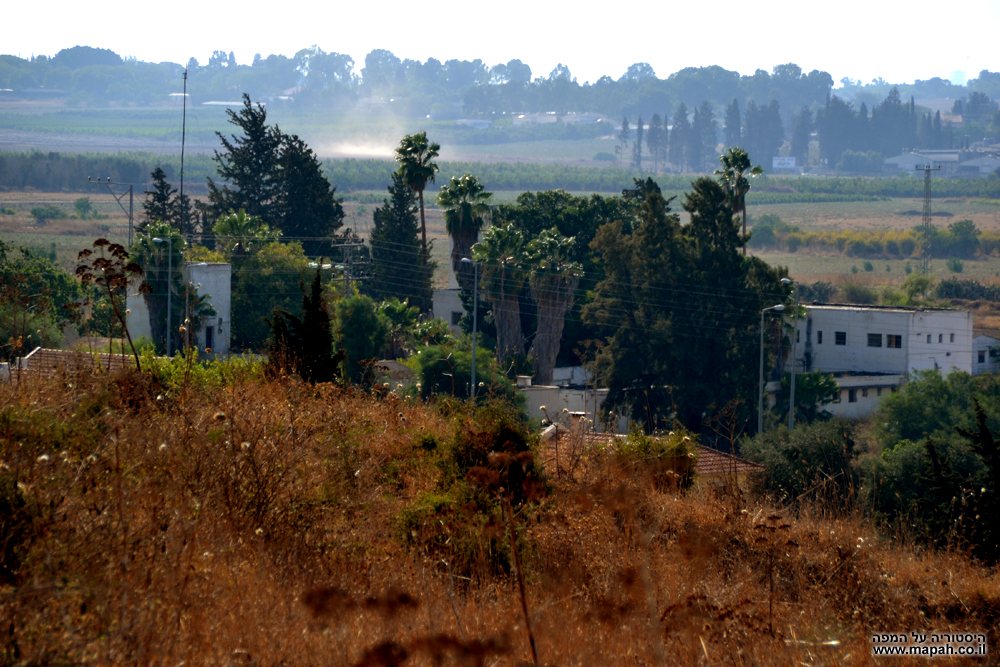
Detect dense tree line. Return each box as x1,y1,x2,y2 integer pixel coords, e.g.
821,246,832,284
4,46,1000,126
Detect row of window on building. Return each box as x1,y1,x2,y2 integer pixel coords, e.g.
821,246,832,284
803,331,955,347
832,385,898,404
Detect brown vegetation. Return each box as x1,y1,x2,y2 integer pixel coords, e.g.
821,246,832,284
1,368,999,665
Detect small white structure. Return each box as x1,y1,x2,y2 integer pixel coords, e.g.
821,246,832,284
127,262,232,357
973,334,1000,375
768,304,973,418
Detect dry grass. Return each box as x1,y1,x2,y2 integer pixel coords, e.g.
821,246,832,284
1,369,999,666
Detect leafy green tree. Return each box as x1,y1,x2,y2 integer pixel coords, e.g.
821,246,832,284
377,298,419,358
525,228,582,384
142,168,181,231
947,219,980,258
0,240,79,361
437,174,492,294
231,242,312,351
369,172,429,309
394,132,440,288
618,117,630,169
130,223,185,354
772,371,839,423
715,147,763,254
213,209,281,259
472,223,528,366
412,342,517,401
334,294,388,384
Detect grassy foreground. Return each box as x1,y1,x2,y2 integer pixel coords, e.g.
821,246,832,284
1,366,999,665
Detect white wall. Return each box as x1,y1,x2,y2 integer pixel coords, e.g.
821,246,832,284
907,310,973,375
973,335,1000,375
432,289,465,334
794,306,972,377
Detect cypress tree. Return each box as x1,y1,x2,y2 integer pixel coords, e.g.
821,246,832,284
370,172,430,310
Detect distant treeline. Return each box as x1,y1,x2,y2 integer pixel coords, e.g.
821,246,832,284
3,150,1000,199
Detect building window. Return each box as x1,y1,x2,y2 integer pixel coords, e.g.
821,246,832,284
979,350,986,364
205,325,214,351
927,334,931,344
867,333,882,347
450,311,463,326
939,334,943,343
891,386,897,393
862,387,869,398
835,331,847,345
848,388,857,403
817,331,823,344
833,390,842,404
887,335,902,349
950,333,955,343
796,330,800,343
877,387,882,396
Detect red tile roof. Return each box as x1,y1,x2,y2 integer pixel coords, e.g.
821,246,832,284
542,425,764,477
10,347,136,381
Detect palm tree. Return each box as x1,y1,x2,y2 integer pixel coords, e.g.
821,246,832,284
130,222,185,353
715,147,763,255
212,209,281,260
525,228,582,385
437,174,492,290
394,132,440,290
472,223,528,366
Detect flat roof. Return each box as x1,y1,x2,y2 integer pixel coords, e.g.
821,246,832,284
805,302,962,313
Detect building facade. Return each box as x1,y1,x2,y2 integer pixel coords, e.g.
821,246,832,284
769,305,973,417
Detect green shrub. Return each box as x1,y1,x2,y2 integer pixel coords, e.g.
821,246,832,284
947,257,965,273
742,418,859,507
863,260,874,272
592,152,616,161
29,205,66,224
614,424,697,488
839,283,877,304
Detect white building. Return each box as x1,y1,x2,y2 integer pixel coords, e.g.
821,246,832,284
973,334,1000,375
769,305,973,417
127,262,232,357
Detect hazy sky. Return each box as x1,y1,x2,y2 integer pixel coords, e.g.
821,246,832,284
7,0,999,87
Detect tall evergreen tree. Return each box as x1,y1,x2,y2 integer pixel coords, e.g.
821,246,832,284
205,94,283,224
632,114,644,170
618,117,631,169
275,134,344,257
696,101,718,171
687,106,705,172
724,98,742,148
394,131,440,300
669,103,690,171
790,106,812,166
141,167,177,231
370,172,428,309
647,113,663,173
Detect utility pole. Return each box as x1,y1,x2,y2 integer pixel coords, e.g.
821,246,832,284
916,163,941,274
89,177,133,246
179,69,188,233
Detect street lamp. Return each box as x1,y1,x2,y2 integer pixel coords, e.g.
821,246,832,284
782,278,799,432
461,257,478,399
759,304,785,433
152,237,173,356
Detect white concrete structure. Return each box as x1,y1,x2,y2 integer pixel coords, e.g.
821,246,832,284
769,305,973,418
432,289,465,334
127,262,232,357
973,334,1000,375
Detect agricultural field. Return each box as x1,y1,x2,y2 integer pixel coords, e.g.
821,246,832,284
746,197,1000,232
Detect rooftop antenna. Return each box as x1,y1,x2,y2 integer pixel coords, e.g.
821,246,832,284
916,163,941,275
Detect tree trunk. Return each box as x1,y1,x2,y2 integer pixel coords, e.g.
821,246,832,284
492,290,525,367
530,275,578,385
418,189,429,309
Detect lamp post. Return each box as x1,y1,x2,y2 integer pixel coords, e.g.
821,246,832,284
759,304,785,433
152,237,173,356
461,257,478,399
782,278,799,432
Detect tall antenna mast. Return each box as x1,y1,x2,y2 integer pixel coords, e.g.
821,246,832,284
179,69,188,230
916,163,941,274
